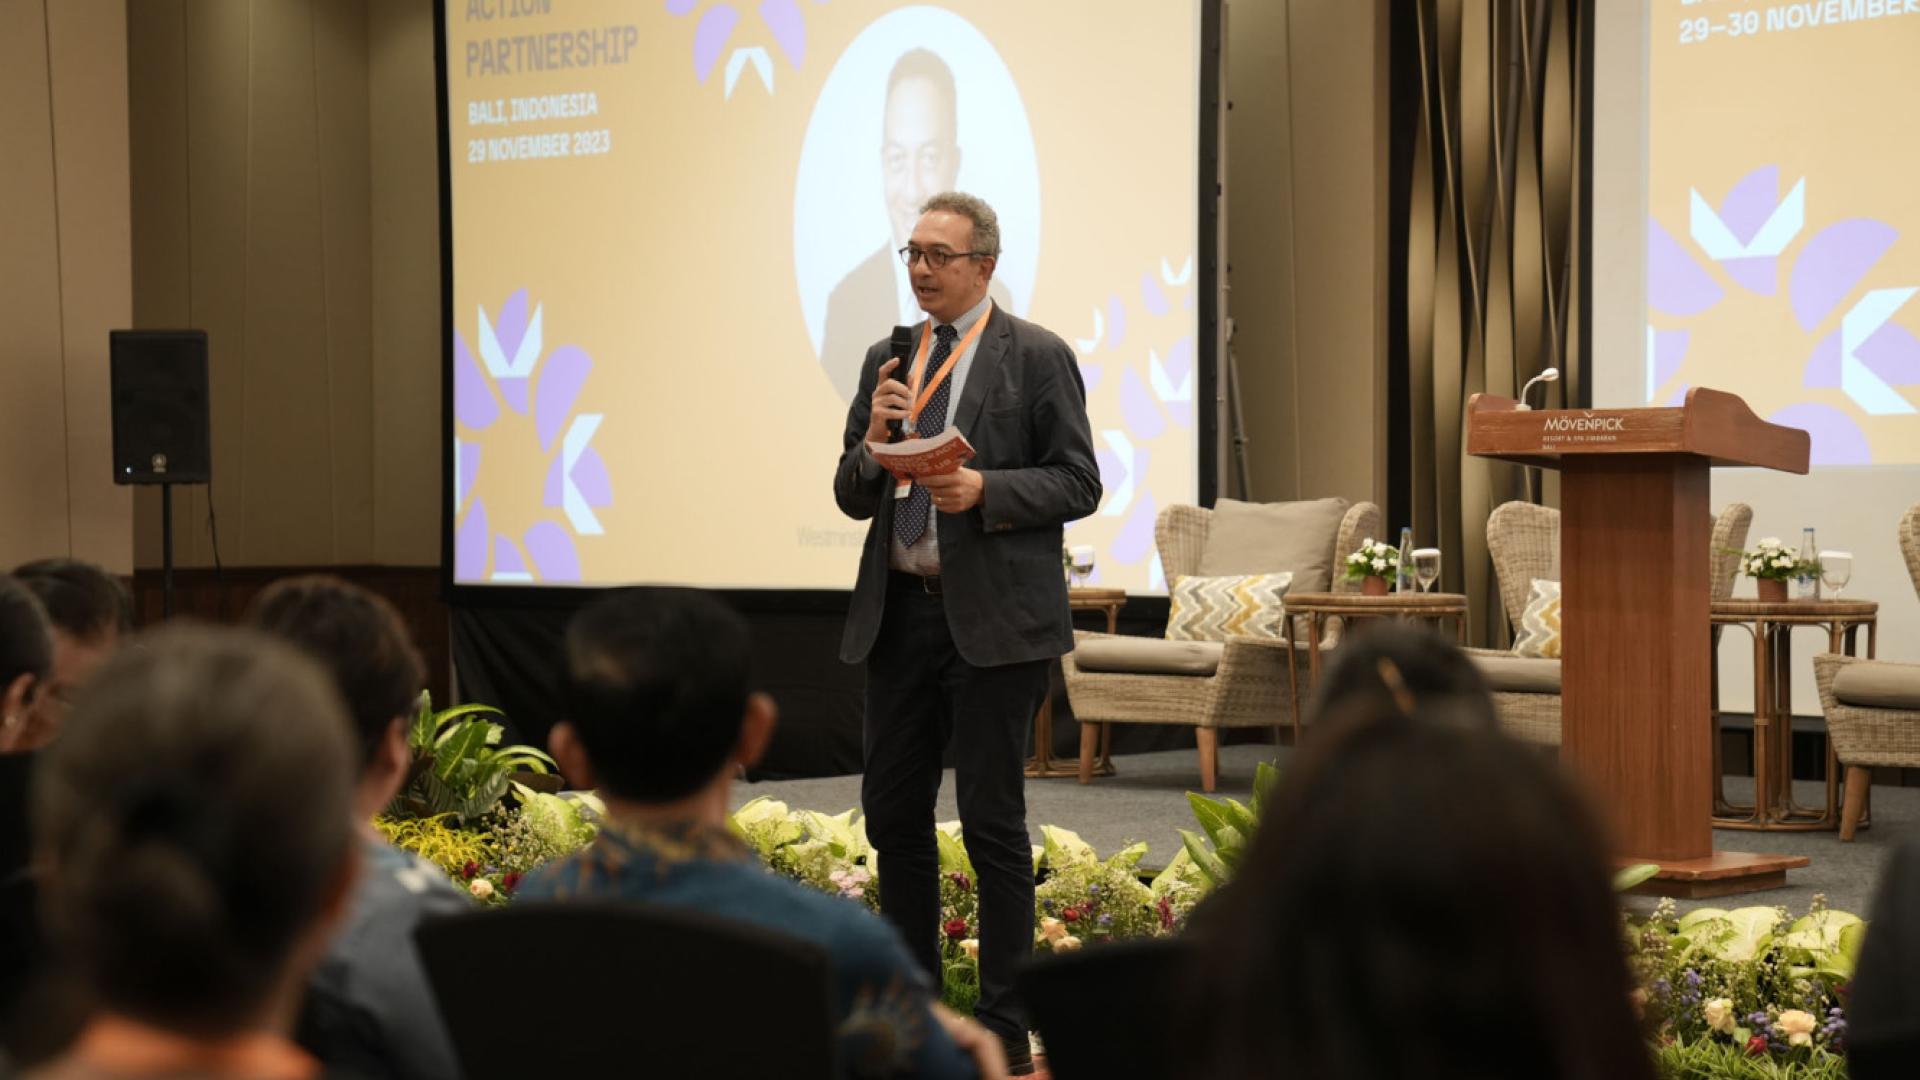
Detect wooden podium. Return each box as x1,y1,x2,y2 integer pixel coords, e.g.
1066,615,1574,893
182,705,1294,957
1467,388,1811,897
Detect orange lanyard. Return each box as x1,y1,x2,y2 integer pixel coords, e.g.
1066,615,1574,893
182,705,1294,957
907,303,993,428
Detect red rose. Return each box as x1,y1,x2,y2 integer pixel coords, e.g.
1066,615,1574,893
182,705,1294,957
461,860,479,880
943,919,969,940
1063,906,1082,922
502,871,523,894
1745,1036,1768,1057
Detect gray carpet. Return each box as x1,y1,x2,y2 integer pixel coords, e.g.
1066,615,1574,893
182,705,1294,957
731,743,1915,916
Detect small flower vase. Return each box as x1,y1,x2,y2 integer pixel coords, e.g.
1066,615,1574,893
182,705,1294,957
1757,577,1788,602
1362,574,1390,596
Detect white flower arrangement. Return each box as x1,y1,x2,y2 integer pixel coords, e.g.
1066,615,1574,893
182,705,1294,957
1344,538,1401,582
1739,537,1817,582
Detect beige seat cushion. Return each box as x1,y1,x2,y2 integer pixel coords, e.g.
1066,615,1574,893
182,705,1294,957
1834,661,1920,710
1074,636,1224,677
1197,497,1348,593
1472,653,1562,694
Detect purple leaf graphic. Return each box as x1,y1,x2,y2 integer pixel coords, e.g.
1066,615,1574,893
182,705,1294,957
572,447,613,506
1648,218,1723,317
454,332,499,431
1079,362,1103,394
1802,330,1842,388
693,5,740,82
1141,273,1170,318
493,536,528,576
535,346,592,452
525,522,582,582
666,0,700,14
1111,491,1158,564
1105,294,1128,351
1095,445,1126,494
455,500,489,580
1120,368,1166,440
456,441,481,509
1721,256,1777,296
1790,219,1896,331
1163,336,1194,387
1718,165,1780,246
1859,320,1920,385
494,289,530,364
759,0,805,66
1650,328,1690,391
497,377,531,416
1769,402,1871,466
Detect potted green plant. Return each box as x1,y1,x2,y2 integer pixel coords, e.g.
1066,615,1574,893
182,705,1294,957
1344,538,1400,596
1740,537,1815,603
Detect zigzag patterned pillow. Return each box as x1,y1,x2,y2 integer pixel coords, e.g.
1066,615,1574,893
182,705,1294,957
1512,578,1561,659
1165,572,1295,642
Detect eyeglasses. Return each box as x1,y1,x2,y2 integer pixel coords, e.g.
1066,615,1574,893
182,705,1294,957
898,245,986,270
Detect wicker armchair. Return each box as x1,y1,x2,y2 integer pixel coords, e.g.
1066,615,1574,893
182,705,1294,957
1470,501,1753,748
1810,502,1920,840
1061,500,1381,792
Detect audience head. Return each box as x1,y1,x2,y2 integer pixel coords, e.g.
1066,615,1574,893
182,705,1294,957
245,575,424,784
0,576,54,752
552,587,775,804
33,625,358,1035
1305,620,1497,731
1191,705,1650,1080
12,560,132,732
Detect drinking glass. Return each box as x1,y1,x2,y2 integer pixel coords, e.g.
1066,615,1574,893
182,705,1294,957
1412,548,1442,592
1819,550,1852,599
1068,545,1096,588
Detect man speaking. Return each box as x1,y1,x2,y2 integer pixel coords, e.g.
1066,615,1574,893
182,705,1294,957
833,192,1100,1072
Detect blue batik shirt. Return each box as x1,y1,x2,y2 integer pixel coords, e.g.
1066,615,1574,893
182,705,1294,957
520,818,976,1080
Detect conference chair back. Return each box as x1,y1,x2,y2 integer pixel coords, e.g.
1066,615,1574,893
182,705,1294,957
1017,936,1193,1080
416,902,834,1080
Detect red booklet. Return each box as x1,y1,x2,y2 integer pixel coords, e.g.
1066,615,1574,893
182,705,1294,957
867,429,975,483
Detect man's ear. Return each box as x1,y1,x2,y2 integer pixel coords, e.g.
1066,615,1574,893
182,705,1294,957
0,673,39,752
734,692,779,772
549,722,598,790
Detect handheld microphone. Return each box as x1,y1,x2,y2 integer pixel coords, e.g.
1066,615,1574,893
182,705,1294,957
1515,366,1560,411
885,325,914,441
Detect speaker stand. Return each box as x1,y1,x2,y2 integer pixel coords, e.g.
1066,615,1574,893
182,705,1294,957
161,482,175,619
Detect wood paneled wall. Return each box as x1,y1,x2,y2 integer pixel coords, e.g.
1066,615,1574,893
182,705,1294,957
127,0,441,571
0,0,133,573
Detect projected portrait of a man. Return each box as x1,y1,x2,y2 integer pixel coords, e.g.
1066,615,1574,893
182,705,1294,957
819,49,1011,401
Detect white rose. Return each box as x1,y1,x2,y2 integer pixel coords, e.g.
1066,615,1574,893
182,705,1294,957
1703,998,1735,1034
1039,917,1067,942
1051,935,1083,952
1777,1009,1816,1047
959,939,979,961
469,878,495,900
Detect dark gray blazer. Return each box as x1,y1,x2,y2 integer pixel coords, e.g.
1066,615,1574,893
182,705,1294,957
834,306,1101,667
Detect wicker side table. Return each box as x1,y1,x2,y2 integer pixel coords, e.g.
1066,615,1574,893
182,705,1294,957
1028,588,1127,778
1710,598,1878,831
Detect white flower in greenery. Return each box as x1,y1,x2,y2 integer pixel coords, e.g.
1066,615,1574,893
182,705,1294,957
1759,537,1782,549
1704,998,1735,1034
1371,558,1387,572
1777,1009,1817,1047
1774,556,1793,569
1051,935,1083,952
959,939,979,961
1039,917,1068,942
469,878,495,900
1361,537,1375,548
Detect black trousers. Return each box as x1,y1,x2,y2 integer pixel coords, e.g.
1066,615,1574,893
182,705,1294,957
861,574,1048,1046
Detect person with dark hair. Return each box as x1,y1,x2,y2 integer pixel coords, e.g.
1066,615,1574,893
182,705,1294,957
26,625,360,1080
246,575,466,1080
520,587,999,1079
1186,703,1654,1080
12,559,132,749
1304,619,1498,730
1846,839,1920,1077
0,577,55,1030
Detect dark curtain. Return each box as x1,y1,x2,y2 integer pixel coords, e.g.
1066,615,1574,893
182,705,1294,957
1388,0,1589,646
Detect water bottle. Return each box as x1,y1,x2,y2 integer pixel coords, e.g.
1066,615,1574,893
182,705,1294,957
1795,527,1819,600
1396,526,1414,593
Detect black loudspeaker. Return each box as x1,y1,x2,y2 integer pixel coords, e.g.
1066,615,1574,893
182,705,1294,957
110,330,211,485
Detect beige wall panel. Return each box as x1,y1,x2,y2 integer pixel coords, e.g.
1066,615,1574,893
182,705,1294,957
47,0,134,574
167,0,255,567
315,0,375,562
1225,0,1301,502
1279,0,1386,506
369,0,442,564
239,0,335,565
0,0,73,567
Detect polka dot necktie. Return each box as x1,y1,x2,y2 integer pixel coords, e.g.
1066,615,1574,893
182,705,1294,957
893,323,960,547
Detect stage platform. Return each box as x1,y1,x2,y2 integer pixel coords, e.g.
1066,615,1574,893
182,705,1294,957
731,743,1919,916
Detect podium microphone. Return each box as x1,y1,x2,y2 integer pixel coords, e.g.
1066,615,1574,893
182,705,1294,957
885,325,914,441
1515,367,1560,411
